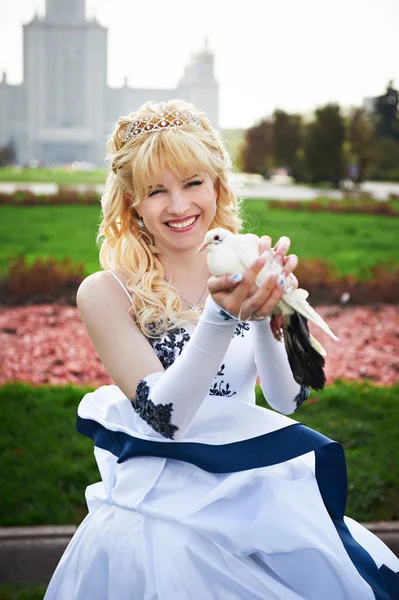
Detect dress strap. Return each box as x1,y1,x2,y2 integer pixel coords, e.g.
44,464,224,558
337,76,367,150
105,270,132,301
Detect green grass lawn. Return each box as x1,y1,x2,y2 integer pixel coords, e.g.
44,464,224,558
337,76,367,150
244,201,399,277
0,585,46,600
1,202,398,278
0,167,107,186
1,380,398,526
0,205,102,276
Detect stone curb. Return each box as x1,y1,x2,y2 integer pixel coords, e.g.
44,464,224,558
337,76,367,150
0,523,398,586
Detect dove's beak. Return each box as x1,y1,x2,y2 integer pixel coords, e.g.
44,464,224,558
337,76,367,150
197,241,209,253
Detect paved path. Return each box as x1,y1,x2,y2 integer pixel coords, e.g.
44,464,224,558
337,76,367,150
1,523,398,585
1,181,399,200
240,180,399,200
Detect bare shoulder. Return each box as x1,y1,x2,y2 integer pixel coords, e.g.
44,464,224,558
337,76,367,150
76,270,130,309
76,270,134,337
76,270,164,397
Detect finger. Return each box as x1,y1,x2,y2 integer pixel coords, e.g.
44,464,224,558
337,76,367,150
281,253,298,277
286,273,299,289
273,236,291,260
238,256,267,295
258,235,272,256
207,273,243,295
252,279,286,318
222,256,267,314
241,272,280,319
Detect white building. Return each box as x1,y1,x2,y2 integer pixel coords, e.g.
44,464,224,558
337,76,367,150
0,0,219,165
363,97,377,114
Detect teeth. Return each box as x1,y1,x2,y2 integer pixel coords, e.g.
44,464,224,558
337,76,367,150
167,216,197,229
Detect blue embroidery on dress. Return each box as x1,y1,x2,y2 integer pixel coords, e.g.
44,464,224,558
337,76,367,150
131,380,179,440
209,364,237,397
148,327,191,370
219,309,234,321
147,326,237,398
294,385,311,411
234,322,250,337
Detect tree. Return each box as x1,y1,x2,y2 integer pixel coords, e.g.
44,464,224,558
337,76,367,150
369,137,399,181
374,81,399,140
303,104,346,188
0,139,16,167
272,110,304,178
346,108,376,183
240,119,273,176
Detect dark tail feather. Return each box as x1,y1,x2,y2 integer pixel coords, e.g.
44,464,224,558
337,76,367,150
283,312,326,390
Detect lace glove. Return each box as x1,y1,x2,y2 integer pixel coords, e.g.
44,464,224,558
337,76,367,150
131,295,238,441
250,318,310,415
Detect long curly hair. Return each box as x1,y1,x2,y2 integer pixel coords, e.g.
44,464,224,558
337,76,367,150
97,99,243,337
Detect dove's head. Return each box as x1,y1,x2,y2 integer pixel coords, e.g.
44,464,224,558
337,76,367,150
197,228,233,253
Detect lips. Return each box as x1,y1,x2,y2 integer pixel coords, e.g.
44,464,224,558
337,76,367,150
164,215,200,230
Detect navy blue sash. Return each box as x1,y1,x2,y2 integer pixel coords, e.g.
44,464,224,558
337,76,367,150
77,416,399,599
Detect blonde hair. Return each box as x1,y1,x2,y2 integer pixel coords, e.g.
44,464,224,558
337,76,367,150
97,99,242,337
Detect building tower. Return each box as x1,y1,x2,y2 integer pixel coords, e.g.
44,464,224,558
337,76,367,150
177,40,219,129
0,2,219,164
23,0,107,163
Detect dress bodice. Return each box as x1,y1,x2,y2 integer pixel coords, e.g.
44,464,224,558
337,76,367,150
106,270,258,404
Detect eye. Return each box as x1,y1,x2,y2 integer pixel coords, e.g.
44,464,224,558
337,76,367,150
147,189,164,197
214,234,220,241
186,180,203,188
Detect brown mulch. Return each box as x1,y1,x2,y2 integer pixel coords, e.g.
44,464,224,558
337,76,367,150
0,304,398,387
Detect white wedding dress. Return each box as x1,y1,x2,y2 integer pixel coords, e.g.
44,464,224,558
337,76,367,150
44,273,399,600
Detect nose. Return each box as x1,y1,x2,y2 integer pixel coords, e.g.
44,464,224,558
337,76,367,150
166,189,192,216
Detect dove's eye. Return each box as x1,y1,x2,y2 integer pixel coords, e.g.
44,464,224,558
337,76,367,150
214,235,220,241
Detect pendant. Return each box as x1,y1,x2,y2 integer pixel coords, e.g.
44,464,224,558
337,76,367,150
189,305,202,315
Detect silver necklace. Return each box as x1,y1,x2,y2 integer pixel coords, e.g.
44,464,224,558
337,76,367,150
165,278,208,314
178,282,208,314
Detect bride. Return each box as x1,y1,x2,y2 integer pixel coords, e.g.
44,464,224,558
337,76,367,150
44,99,399,599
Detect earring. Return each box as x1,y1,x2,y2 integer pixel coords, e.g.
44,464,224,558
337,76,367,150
138,217,144,228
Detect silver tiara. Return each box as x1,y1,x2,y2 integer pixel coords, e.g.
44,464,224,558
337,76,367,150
124,102,204,143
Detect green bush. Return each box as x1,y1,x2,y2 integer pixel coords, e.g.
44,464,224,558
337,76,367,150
369,169,399,182
7,255,84,299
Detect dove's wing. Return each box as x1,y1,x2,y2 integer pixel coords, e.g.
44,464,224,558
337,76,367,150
232,234,284,287
309,334,327,357
232,234,261,272
281,289,339,342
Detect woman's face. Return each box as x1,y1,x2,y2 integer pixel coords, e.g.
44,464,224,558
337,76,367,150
138,167,218,254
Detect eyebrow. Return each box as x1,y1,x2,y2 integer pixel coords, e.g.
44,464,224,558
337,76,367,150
148,174,198,190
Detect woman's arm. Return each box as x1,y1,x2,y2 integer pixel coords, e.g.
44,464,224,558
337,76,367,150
76,260,269,441
250,318,310,415
248,234,309,414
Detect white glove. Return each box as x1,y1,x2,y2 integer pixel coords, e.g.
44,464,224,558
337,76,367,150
250,318,310,415
132,295,237,441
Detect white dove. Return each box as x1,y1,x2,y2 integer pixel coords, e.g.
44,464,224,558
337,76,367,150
198,228,339,390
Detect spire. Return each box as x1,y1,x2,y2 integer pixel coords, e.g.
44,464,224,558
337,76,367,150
46,0,86,23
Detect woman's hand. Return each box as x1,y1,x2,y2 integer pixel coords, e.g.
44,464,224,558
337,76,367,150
259,235,299,292
258,234,299,336
207,234,300,321
207,256,284,321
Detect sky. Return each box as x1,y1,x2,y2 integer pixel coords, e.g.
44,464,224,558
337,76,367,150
0,0,398,129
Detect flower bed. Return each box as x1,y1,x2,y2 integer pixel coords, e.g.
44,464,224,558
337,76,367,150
0,190,100,205
0,303,397,387
266,195,399,217
1,254,398,306
2,189,399,218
